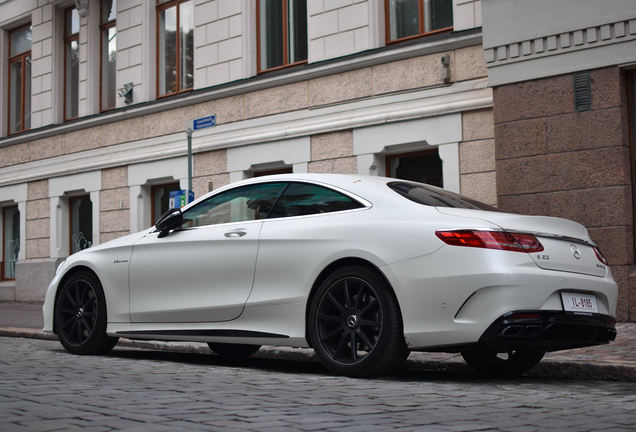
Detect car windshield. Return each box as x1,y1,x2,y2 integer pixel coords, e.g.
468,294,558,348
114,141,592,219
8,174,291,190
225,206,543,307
387,181,500,211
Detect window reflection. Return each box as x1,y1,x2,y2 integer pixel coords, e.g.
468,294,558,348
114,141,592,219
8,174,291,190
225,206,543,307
258,0,307,73
158,0,193,97
70,196,93,254
2,207,20,280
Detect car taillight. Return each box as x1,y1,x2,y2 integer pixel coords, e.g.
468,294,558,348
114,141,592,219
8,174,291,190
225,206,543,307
435,230,544,253
594,246,608,266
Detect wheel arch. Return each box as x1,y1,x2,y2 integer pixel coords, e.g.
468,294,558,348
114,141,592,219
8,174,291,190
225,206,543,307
304,257,403,348
52,265,100,335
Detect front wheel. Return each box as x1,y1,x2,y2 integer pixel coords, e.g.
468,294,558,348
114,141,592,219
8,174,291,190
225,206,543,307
55,271,119,355
461,349,545,375
309,266,408,377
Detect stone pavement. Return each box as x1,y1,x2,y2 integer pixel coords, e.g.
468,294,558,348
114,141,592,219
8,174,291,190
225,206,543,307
1,302,635,382
3,336,636,432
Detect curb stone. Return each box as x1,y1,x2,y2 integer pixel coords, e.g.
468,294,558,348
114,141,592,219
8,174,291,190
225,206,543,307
2,327,634,382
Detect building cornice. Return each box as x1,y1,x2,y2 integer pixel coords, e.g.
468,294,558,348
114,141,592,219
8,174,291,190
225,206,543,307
0,78,492,187
485,19,636,86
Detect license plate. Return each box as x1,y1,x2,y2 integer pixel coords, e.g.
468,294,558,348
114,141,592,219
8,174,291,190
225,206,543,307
561,292,599,314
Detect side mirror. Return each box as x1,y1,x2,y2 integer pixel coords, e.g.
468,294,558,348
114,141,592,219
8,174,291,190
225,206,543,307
155,208,183,238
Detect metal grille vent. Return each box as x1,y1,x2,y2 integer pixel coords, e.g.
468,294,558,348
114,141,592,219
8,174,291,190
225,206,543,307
573,71,591,112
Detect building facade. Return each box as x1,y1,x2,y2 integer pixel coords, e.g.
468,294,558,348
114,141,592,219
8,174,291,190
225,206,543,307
0,0,634,322
482,0,636,321
0,0,491,302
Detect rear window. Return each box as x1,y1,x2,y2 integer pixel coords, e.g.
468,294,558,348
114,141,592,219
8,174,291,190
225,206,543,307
269,183,364,218
388,181,499,211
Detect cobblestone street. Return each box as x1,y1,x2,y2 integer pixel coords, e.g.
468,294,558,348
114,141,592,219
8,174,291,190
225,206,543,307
1,337,635,431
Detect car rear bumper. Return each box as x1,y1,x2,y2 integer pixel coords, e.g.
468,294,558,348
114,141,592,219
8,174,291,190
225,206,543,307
420,311,617,353
470,311,617,352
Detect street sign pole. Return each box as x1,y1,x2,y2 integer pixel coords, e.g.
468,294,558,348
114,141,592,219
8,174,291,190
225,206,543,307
185,115,216,200
186,126,193,194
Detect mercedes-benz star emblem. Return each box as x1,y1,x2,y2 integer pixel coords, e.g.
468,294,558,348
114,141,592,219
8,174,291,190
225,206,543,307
347,315,359,328
570,244,581,259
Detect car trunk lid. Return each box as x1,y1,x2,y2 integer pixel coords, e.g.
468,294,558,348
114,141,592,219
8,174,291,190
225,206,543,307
436,208,607,277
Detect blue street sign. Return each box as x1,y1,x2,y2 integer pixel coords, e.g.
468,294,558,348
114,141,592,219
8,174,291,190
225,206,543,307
192,115,216,131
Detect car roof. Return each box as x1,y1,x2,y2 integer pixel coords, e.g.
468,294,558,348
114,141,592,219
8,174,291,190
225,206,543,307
187,173,398,210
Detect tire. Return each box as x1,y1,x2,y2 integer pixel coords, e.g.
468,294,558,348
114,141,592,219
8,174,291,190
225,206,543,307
55,271,119,355
461,349,545,375
207,343,261,358
309,266,408,377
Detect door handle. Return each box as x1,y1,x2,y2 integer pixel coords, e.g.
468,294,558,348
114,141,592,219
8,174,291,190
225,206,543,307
224,229,248,238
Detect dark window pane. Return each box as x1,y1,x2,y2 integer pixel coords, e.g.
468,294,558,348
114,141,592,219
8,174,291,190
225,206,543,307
102,27,117,110
288,0,307,64
10,26,32,56
179,0,194,90
183,183,287,227
3,207,20,279
269,183,364,218
388,0,419,40
71,197,93,254
426,0,453,31
260,0,284,70
388,182,498,211
9,60,22,134
153,183,182,225
66,40,80,119
102,0,117,23
389,152,443,188
159,6,177,96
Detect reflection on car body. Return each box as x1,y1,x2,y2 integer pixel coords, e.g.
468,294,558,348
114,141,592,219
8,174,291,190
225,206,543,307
43,174,618,377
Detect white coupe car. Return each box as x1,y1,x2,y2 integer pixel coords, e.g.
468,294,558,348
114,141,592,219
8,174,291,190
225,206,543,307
43,174,618,377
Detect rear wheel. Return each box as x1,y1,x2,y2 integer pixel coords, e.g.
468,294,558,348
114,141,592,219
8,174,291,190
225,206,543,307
55,271,118,355
207,343,261,358
309,266,408,377
461,349,545,375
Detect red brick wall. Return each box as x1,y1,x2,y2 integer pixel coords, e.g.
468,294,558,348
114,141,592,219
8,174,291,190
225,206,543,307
493,67,634,321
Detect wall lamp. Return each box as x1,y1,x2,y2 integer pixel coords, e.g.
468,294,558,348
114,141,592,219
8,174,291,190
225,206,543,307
441,54,451,83
118,83,134,105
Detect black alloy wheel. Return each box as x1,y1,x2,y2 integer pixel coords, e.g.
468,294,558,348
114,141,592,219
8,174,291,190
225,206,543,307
207,343,261,358
56,271,118,355
309,266,408,377
461,349,546,375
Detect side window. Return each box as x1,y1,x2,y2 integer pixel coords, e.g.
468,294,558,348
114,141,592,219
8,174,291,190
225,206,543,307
182,183,287,227
269,183,364,218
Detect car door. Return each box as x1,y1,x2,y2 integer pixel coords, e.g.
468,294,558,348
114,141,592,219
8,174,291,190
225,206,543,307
128,182,287,323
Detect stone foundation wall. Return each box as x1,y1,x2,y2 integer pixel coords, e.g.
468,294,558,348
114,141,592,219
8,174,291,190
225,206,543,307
100,167,130,243
25,180,50,260
493,67,634,321
460,108,496,206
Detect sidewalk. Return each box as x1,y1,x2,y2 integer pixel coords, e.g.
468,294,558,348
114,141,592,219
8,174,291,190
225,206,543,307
1,302,635,382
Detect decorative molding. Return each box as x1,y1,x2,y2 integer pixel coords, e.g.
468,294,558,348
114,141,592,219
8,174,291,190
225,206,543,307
485,19,636,68
0,79,492,188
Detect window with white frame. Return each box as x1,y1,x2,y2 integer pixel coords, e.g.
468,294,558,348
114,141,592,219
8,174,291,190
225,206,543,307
2,206,20,280
8,24,32,135
386,0,453,44
257,0,307,73
101,0,117,111
69,195,93,254
64,7,80,120
386,149,443,187
156,0,194,97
